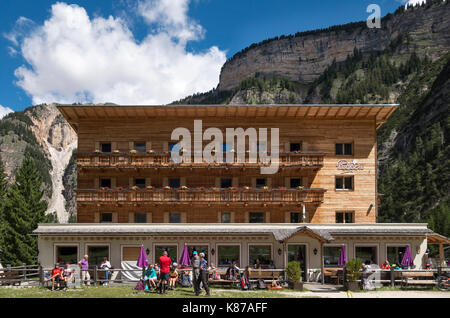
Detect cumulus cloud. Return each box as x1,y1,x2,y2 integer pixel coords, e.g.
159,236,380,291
0,105,14,119
7,1,226,105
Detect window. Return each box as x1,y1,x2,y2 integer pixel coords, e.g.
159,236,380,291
290,143,302,152
221,212,231,223
170,213,181,223
387,246,407,265
188,246,208,260
55,246,78,264
256,178,266,187
335,143,353,156
100,178,111,188
155,246,178,263
290,178,302,188
221,178,232,189
249,245,271,266
134,178,146,189
122,246,140,262
335,211,354,223
88,246,109,267
101,143,112,153
249,212,265,223
290,212,301,223
169,178,180,189
134,142,146,153
135,213,147,223
335,176,353,190
101,213,113,223
323,246,342,267
217,245,240,266
355,246,378,265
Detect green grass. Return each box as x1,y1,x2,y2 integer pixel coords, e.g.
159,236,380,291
0,286,305,298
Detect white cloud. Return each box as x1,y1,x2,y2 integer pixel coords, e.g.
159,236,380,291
0,105,14,119
8,1,226,105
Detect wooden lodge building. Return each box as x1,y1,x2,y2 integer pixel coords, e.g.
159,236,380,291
35,104,449,281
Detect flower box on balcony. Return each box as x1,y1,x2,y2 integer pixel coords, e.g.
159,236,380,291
297,186,304,190
211,187,219,191
100,187,109,190
131,186,139,190
129,150,138,154
228,186,238,190
243,186,251,190
261,186,270,190
146,186,154,190
164,186,172,190
180,186,189,190
146,150,155,154
113,187,123,190
113,150,120,153
278,187,287,190
93,150,102,153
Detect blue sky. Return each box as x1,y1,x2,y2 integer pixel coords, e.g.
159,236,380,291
0,0,405,113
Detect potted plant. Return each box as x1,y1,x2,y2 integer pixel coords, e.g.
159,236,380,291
130,149,138,154
286,261,303,291
93,149,102,153
345,258,363,291
145,186,154,190
297,186,304,190
146,150,155,154
163,186,172,190
180,185,189,190
113,149,120,153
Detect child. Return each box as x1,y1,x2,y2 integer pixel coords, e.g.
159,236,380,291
144,264,158,291
169,262,179,290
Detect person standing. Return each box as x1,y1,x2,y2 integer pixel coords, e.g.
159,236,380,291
159,251,172,294
78,254,90,286
198,253,210,296
191,251,200,296
100,257,112,286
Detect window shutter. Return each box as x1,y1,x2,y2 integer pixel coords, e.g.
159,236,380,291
217,212,221,223
181,212,187,223
128,212,134,223
232,177,239,187
122,247,141,262
163,177,168,187
265,212,270,223
111,142,118,151
180,177,186,187
285,177,290,188
284,212,290,223
95,141,100,150
129,141,134,150
163,212,169,223
303,177,308,188
230,212,236,223
215,177,220,188
284,142,290,152
244,213,249,223
163,142,169,152
146,212,152,223
94,212,100,223
129,177,133,187
111,177,117,188
146,141,152,152
267,177,272,187
145,178,151,187
94,177,99,189
251,178,256,188
112,212,118,223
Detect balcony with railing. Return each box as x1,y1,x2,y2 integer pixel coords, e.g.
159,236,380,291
76,187,326,204
76,151,325,169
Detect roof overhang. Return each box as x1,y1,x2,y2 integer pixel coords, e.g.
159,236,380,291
427,233,450,244
57,104,398,133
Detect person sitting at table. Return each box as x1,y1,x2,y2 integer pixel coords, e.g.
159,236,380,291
48,263,63,291
145,264,158,291
209,263,220,280
381,260,390,270
62,262,73,290
268,260,275,269
169,262,179,290
254,259,261,269
226,262,240,281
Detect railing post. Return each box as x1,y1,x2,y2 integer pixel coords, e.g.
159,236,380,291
94,267,98,286
390,266,395,288
39,264,44,288
22,263,27,281
343,266,347,290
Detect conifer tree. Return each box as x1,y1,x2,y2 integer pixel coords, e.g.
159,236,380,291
0,153,48,265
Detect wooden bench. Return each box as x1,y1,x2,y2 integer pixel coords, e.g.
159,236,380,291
208,268,240,287
0,270,21,286
247,269,284,284
401,271,436,287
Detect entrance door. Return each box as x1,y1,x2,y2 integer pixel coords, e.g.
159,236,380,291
287,244,307,281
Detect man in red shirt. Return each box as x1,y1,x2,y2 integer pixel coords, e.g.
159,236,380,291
159,251,172,294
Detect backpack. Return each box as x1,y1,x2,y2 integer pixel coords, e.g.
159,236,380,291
240,275,248,290
181,274,192,287
134,279,144,291
257,278,266,289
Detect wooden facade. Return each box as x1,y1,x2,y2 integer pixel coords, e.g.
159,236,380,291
58,104,398,225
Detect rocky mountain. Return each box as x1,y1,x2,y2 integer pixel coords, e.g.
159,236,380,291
0,104,77,223
218,2,449,92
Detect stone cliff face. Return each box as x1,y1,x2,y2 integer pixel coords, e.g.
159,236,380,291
219,5,450,91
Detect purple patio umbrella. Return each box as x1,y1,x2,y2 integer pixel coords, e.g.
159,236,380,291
137,245,149,280
179,244,191,267
338,244,347,266
401,246,414,267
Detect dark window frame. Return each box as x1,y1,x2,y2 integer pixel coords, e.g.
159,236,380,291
290,143,302,152
249,212,265,223
335,211,354,224
335,143,353,156
101,213,113,223
169,212,181,223
134,213,147,223
335,176,354,190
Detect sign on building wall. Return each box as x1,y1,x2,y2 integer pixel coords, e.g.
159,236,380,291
336,160,365,171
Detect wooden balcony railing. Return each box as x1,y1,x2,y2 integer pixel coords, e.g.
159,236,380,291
76,188,326,204
76,152,325,169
